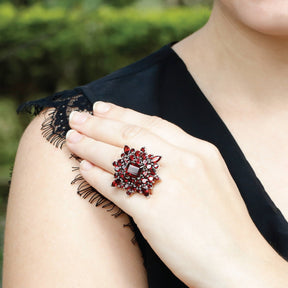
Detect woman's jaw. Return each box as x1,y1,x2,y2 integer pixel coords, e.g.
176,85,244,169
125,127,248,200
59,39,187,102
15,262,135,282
204,0,288,65
215,0,288,37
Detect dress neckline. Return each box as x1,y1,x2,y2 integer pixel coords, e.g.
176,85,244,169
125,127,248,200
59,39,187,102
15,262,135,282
163,42,288,226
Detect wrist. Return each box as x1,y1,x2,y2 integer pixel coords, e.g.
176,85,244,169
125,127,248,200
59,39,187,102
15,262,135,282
213,234,288,288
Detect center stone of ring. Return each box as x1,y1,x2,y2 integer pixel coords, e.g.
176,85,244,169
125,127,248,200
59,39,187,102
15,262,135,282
126,163,142,177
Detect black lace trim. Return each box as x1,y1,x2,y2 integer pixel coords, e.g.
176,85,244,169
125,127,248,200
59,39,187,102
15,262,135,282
69,154,123,218
17,88,92,149
17,88,125,220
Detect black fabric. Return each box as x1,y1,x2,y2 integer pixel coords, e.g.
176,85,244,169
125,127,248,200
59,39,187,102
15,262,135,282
17,42,288,287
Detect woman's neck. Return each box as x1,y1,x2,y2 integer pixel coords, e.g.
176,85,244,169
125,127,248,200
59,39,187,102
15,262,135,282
173,3,288,108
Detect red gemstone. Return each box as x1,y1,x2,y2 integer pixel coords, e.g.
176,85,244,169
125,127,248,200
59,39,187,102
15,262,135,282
154,164,159,169
129,155,135,161
143,190,150,196
135,151,141,157
124,145,130,154
151,156,161,163
126,163,142,177
141,147,146,153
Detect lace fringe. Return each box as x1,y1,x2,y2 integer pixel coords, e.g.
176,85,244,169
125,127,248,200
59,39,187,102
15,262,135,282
41,108,66,149
71,171,124,217
69,157,124,218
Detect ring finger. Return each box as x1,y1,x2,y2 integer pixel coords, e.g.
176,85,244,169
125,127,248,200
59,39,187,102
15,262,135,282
66,130,122,174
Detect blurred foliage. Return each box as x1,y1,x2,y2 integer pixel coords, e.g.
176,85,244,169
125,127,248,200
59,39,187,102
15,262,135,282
0,0,212,8
0,0,137,8
0,97,22,217
163,0,213,6
0,98,22,168
0,3,210,105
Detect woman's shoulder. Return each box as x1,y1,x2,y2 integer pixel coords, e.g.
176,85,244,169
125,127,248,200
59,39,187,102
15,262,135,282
5,107,148,287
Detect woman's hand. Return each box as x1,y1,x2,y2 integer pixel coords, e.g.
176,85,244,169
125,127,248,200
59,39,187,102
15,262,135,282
65,101,286,288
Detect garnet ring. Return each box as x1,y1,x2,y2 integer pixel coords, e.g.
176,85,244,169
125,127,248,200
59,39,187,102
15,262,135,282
112,145,161,197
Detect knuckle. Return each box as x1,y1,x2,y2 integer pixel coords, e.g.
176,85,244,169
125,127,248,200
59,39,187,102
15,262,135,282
179,152,204,171
148,115,164,128
201,142,221,159
121,124,143,141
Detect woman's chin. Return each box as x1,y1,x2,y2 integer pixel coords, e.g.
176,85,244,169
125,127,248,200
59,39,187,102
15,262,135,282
219,0,288,37
243,14,288,37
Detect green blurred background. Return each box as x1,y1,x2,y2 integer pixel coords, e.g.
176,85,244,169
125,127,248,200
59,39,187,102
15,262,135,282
0,0,211,283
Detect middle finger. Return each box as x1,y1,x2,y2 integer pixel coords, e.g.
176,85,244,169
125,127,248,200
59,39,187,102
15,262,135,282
68,111,174,157
66,130,122,174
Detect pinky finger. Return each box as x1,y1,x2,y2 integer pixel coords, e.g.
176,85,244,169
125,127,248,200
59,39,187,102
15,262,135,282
79,160,147,217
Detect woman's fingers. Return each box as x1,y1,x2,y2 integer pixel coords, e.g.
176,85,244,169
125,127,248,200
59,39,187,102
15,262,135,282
69,102,201,151
66,130,122,174
93,102,181,141
68,110,174,157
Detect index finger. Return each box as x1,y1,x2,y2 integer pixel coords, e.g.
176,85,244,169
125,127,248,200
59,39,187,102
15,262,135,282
93,101,200,149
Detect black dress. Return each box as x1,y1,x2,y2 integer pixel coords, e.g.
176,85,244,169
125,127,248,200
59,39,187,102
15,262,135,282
17,42,288,287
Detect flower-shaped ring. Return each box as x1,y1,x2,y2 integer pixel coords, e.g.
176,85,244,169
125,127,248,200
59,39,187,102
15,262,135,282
112,145,161,197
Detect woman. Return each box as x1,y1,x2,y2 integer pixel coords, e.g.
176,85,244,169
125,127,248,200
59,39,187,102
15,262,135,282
3,0,288,287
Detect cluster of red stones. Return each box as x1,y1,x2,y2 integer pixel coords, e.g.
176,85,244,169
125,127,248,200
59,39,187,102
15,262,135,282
112,145,161,197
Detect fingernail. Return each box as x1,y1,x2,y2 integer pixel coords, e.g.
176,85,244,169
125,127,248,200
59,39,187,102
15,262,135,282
66,129,83,143
69,111,88,124
93,101,111,114
80,160,93,171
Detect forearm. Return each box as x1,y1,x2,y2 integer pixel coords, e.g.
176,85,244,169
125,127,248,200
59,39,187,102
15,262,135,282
205,236,288,288
183,233,288,288
221,249,288,288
